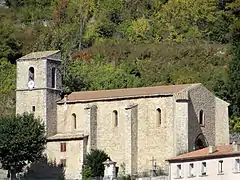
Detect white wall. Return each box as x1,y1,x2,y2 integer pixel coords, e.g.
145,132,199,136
169,156,240,180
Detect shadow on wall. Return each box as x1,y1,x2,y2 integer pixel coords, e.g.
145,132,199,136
188,99,209,152
20,156,65,180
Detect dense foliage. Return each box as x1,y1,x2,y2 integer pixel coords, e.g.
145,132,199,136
0,113,46,179
1,0,240,131
82,149,109,179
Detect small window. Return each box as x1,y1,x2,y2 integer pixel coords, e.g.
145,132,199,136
201,162,207,176
189,163,194,177
176,164,182,178
60,143,66,152
51,67,56,88
156,108,161,126
218,160,223,174
72,113,76,129
60,159,66,167
28,67,34,81
32,106,35,112
234,159,240,172
199,110,205,126
113,110,118,127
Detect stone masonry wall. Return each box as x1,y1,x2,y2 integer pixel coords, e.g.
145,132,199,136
215,97,229,145
188,85,216,149
57,96,175,175
131,106,138,175
90,105,98,150
46,140,84,180
174,100,189,156
16,90,47,124
16,59,47,90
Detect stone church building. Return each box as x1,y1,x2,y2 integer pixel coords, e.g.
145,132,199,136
16,51,230,179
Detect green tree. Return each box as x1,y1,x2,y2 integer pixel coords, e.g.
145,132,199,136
64,56,144,91
0,113,46,180
0,58,16,116
82,149,109,179
0,9,22,63
228,20,240,115
152,0,234,43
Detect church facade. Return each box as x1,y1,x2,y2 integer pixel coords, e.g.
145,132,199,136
16,51,230,179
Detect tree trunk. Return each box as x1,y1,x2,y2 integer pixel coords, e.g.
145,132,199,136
10,169,17,180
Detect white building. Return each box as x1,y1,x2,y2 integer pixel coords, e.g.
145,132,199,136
167,144,240,180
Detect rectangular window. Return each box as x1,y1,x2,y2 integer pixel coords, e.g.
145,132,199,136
51,68,56,88
234,159,240,172
60,159,66,167
201,162,207,176
218,160,223,174
176,164,182,178
60,143,66,152
189,163,194,177
32,106,35,112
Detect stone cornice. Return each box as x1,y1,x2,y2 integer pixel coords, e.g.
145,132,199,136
16,87,62,92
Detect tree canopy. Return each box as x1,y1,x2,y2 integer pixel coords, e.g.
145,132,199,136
82,149,109,179
0,113,46,179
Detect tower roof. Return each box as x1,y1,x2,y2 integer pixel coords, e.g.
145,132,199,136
18,50,60,61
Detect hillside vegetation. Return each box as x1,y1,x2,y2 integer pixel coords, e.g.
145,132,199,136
1,0,240,131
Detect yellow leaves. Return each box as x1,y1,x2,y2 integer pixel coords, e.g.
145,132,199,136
127,17,152,43
131,17,150,35
152,0,221,42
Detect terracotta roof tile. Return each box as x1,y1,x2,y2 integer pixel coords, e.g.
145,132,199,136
58,83,199,103
167,145,240,162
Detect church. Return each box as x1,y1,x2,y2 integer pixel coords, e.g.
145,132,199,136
16,50,230,179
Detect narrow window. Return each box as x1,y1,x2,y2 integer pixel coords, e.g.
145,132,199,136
32,106,35,112
189,163,194,177
201,162,207,176
60,143,66,152
234,159,240,172
156,108,161,126
199,110,205,126
72,113,76,129
176,164,182,178
60,159,66,167
28,67,34,81
218,160,223,174
51,67,56,88
113,110,118,127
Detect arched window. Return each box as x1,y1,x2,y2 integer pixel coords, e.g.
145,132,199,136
113,110,118,127
194,133,208,150
156,108,161,126
28,67,34,81
72,113,76,129
52,67,56,88
199,110,205,126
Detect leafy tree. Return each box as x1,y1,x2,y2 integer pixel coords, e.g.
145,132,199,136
64,56,144,91
82,149,109,179
0,58,16,116
227,20,240,131
152,0,234,43
0,10,22,63
0,113,46,180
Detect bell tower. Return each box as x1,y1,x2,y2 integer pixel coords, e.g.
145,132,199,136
16,50,62,136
